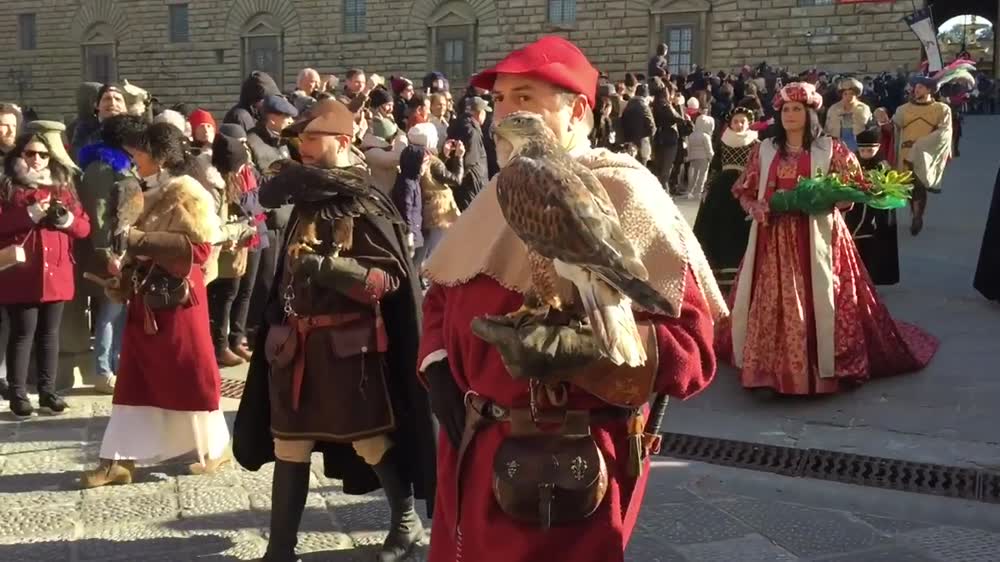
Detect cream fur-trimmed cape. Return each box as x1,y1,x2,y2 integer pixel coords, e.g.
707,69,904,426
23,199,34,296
423,148,728,322
136,174,222,243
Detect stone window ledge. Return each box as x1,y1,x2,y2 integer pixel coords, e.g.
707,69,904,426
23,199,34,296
339,32,369,42
545,22,577,32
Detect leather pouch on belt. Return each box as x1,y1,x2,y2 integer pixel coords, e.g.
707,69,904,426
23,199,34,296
492,409,609,530
265,324,297,368
328,312,388,357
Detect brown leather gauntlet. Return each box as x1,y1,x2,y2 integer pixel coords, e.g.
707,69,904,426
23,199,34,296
127,229,194,278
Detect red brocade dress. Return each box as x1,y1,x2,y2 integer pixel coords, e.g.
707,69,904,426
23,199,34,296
716,139,938,395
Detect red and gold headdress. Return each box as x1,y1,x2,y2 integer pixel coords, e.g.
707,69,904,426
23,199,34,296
773,82,823,111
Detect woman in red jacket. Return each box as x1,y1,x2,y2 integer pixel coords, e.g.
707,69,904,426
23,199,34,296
0,132,91,418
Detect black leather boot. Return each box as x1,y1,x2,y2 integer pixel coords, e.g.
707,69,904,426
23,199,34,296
261,460,310,562
372,450,424,562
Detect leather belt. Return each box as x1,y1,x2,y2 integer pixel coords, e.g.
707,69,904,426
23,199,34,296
288,312,361,410
452,391,634,534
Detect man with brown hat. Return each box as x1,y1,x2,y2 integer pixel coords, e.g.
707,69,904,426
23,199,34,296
232,99,436,562
418,35,725,561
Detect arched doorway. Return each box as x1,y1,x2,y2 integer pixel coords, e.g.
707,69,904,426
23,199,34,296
938,15,993,72
927,0,998,76
412,0,498,88
224,0,301,90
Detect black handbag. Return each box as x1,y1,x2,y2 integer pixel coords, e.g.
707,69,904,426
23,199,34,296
138,265,190,310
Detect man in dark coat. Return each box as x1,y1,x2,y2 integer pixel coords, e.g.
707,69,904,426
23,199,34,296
975,166,1000,302
233,100,436,562
246,95,298,346
446,96,490,210
648,43,669,78
224,71,282,134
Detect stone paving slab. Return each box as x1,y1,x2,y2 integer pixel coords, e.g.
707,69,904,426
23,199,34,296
809,545,941,562
1,384,998,562
674,534,798,562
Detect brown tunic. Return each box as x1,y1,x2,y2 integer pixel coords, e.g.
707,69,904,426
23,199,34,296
269,213,404,443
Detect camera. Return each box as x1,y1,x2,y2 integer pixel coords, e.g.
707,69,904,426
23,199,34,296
44,200,69,227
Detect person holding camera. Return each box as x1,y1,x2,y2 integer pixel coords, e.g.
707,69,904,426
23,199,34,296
0,131,91,418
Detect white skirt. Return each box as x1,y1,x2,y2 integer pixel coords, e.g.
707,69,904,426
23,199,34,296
99,405,231,465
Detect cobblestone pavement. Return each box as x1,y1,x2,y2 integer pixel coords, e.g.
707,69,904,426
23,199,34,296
2,395,1000,561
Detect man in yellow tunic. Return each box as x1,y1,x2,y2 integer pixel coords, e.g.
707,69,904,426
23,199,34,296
893,75,952,236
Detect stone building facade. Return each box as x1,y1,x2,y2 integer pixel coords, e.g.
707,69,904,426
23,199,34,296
0,0,928,121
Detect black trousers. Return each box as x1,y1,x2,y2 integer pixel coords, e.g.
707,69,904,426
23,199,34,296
247,230,281,342
653,143,679,192
230,248,262,347
4,301,64,400
208,248,262,355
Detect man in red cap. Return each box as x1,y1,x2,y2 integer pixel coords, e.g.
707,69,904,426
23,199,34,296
418,36,726,561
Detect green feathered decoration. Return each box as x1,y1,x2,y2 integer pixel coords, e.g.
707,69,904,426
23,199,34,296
768,163,912,214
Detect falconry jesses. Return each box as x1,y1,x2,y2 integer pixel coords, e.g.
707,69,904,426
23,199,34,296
491,111,673,367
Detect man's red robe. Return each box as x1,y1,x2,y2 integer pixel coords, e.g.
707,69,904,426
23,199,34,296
418,269,716,562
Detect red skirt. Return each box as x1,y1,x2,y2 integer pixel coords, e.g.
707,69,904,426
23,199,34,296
113,245,221,411
717,211,937,395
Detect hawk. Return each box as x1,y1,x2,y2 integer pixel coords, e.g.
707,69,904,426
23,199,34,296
264,162,402,258
492,111,673,367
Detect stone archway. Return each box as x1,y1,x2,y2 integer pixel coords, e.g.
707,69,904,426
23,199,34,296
224,0,303,87
70,1,130,84
412,0,499,84
411,0,498,28
927,0,998,76
224,0,302,39
70,0,130,44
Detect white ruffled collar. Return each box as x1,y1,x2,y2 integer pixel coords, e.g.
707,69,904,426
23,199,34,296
721,127,759,148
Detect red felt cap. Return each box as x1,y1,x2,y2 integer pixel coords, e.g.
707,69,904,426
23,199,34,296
471,36,599,108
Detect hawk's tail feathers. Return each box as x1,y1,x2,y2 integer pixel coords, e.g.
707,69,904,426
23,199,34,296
594,266,676,317
577,277,647,368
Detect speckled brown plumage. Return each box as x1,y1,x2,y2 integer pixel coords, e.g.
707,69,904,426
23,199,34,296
494,114,672,317
527,249,562,310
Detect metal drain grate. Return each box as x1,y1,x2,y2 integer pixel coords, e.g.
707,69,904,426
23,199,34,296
220,377,246,400
658,432,1000,504
800,451,979,499
981,472,1000,504
660,433,806,476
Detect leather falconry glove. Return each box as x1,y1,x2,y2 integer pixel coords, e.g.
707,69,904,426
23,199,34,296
470,315,604,381
294,254,369,294
125,229,194,278
425,359,466,449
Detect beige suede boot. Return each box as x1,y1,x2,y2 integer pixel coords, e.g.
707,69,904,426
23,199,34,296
80,459,135,488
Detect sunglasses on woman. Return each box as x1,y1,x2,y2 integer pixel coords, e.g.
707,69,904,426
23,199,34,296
24,150,50,159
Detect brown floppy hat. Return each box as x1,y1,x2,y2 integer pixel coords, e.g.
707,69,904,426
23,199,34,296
282,98,355,138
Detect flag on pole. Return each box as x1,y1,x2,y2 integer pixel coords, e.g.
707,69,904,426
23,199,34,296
904,7,943,73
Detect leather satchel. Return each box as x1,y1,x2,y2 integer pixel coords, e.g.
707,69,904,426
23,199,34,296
492,409,609,529
139,266,190,310
265,324,297,368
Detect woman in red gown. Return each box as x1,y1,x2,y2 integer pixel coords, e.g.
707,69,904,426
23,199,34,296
82,122,229,487
716,83,938,395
